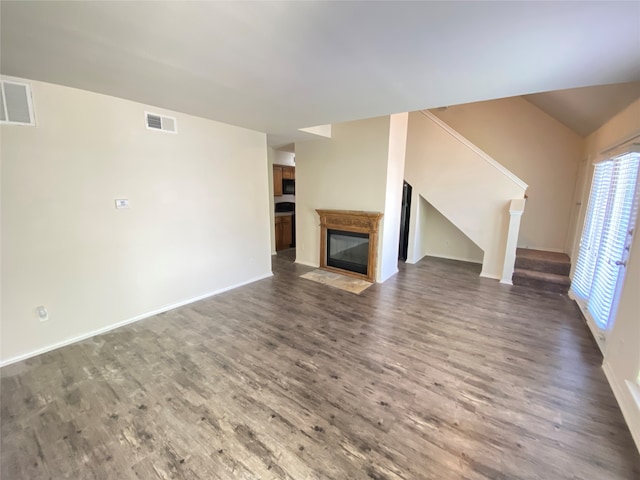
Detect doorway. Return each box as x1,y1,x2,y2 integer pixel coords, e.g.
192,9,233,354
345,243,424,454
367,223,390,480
571,150,639,348
398,181,412,261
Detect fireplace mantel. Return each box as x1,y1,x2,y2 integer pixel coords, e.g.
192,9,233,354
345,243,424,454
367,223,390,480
316,210,383,283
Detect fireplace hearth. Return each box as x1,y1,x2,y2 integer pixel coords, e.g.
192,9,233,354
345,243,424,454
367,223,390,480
316,210,383,283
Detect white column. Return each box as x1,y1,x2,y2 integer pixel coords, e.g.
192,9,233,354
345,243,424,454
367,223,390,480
501,198,526,285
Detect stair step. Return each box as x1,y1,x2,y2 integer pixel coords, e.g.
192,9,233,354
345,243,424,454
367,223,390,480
515,248,571,276
512,268,571,294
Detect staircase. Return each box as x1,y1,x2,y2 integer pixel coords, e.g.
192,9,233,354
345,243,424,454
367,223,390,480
404,111,528,278
512,248,571,293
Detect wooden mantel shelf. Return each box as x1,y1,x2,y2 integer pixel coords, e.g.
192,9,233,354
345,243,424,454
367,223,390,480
316,209,383,283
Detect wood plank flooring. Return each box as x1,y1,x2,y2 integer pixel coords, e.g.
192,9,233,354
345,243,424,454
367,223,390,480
2,250,639,479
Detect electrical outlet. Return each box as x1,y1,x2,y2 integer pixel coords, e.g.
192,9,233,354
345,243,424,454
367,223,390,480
36,306,49,322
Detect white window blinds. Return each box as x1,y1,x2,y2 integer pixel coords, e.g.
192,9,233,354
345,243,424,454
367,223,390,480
572,162,612,300
571,151,639,331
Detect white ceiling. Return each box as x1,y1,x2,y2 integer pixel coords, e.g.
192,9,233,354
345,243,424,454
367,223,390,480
2,1,639,146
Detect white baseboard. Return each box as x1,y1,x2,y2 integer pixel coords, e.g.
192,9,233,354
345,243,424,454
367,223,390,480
294,259,319,268
500,279,514,285
603,361,640,453
378,268,399,283
425,252,483,265
0,272,273,368
517,245,565,254
571,295,606,355
479,272,501,280
406,252,482,266
404,252,426,265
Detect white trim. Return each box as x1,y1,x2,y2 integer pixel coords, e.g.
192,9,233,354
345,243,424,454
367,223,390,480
517,246,565,254
420,110,528,190
423,252,483,265
0,272,273,368
603,361,640,453
377,268,399,283
402,252,482,266
404,252,426,265
599,132,640,157
479,272,501,280
1,80,8,122
567,155,591,261
295,259,319,268
502,198,526,284
570,292,606,354
509,197,526,215
626,379,640,416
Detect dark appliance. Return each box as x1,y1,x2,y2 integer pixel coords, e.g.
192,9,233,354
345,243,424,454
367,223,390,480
282,178,295,195
274,202,295,213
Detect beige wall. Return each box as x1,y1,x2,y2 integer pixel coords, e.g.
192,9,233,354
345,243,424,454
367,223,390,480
1,78,272,364
404,111,526,279
274,150,295,166
379,113,408,281
432,97,584,253
295,116,393,281
570,98,640,449
406,190,429,265
409,196,483,264
605,221,640,451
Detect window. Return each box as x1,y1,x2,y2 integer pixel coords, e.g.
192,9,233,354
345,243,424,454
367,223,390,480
0,79,35,125
572,150,639,340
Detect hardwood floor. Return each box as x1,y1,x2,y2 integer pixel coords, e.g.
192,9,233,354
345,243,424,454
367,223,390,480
2,250,639,479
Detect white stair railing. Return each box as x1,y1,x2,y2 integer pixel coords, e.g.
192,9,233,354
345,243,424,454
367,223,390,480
501,198,527,284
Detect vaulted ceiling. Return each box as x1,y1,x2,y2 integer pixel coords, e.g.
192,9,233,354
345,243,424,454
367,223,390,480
523,82,640,137
1,1,639,145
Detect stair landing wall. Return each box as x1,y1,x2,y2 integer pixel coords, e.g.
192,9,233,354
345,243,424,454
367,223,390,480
431,96,584,254
404,111,527,279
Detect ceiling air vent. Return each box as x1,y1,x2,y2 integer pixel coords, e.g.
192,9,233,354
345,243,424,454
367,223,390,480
0,79,35,126
145,112,177,133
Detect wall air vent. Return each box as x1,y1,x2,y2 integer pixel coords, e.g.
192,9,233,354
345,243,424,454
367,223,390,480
0,79,35,126
145,112,177,133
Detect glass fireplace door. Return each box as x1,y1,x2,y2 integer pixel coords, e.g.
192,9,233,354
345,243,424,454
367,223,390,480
327,229,369,275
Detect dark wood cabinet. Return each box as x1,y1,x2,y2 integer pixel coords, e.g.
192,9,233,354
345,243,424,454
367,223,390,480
282,166,295,180
273,165,294,196
275,217,283,250
275,215,293,251
281,215,292,248
273,166,283,196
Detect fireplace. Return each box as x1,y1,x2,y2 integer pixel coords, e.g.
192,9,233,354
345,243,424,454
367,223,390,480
327,229,369,275
316,210,383,283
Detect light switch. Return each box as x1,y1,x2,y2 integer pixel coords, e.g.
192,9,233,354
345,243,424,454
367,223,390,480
115,199,129,209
